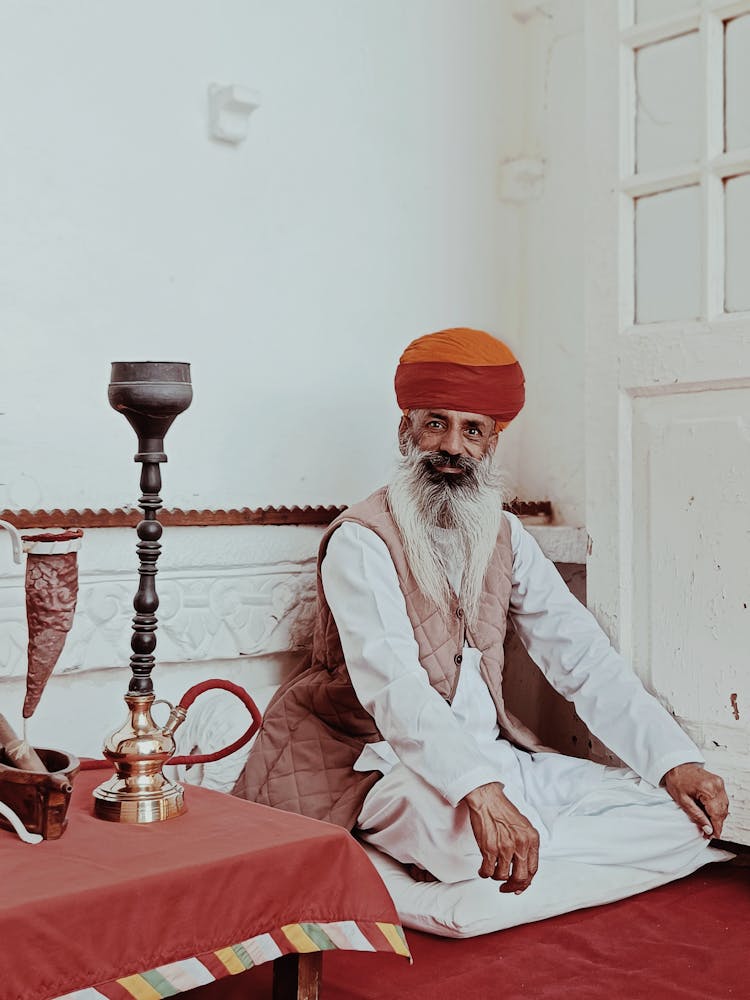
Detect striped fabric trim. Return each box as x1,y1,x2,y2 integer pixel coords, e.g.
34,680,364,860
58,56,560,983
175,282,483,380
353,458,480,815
53,920,410,999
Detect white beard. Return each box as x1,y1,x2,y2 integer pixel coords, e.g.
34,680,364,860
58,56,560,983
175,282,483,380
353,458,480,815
386,438,507,628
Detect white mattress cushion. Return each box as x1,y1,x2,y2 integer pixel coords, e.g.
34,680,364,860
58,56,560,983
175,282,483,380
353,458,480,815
361,843,734,939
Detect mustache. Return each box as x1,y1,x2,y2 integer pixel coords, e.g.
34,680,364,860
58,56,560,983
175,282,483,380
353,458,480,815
421,451,479,473
418,451,482,492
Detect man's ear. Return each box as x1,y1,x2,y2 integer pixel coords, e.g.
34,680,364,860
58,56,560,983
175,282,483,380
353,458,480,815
398,415,410,455
487,431,499,457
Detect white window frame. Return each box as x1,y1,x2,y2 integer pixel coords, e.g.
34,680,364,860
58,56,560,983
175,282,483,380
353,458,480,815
618,0,750,335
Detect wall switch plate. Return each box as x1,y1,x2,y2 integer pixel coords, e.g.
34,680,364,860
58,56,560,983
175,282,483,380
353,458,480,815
208,83,261,145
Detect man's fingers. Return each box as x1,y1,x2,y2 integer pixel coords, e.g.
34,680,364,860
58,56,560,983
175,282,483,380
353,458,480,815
499,879,531,894
477,847,497,879
664,766,729,841
500,833,541,894
678,794,715,837
499,852,531,894
492,843,514,882
464,786,540,889
700,789,729,840
528,837,540,880
494,827,540,892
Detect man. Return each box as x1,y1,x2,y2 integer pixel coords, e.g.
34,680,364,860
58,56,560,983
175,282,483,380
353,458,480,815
236,327,729,903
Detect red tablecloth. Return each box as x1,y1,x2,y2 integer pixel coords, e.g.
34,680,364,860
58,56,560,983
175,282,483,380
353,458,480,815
0,770,408,1000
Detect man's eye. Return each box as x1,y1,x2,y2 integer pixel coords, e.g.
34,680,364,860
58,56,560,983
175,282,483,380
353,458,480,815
467,427,481,436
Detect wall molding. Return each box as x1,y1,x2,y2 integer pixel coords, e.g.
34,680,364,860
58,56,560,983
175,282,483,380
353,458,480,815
0,499,553,529
0,506,346,529
0,557,318,681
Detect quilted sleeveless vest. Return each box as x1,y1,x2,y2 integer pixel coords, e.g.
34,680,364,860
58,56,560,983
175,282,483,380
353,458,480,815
234,487,548,829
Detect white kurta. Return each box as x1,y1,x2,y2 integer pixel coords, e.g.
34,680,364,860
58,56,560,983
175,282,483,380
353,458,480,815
321,513,722,884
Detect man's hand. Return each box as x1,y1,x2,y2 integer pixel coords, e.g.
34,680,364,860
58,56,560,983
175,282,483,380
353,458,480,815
463,782,540,893
662,763,729,840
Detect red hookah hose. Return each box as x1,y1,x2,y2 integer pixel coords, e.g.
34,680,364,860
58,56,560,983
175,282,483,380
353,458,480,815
79,680,263,770
170,679,262,766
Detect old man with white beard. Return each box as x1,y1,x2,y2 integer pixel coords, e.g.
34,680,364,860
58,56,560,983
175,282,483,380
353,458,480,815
237,327,729,921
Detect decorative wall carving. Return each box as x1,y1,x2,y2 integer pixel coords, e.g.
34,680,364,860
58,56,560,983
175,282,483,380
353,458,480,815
0,559,318,681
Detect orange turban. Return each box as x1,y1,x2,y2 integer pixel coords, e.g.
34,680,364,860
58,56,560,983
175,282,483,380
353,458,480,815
394,328,525,430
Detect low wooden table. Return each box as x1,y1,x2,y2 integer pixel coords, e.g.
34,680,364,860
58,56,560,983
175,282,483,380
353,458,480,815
0,770,409,1000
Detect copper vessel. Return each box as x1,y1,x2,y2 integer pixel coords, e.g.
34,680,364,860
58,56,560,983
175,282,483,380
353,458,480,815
0,748,79,840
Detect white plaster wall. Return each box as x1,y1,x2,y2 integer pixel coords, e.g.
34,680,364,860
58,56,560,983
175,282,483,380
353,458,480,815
0,1,592,763
0,0,528,513
505,1,587,526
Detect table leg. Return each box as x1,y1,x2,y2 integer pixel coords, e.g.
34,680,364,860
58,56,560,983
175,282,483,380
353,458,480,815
272,952,322,1000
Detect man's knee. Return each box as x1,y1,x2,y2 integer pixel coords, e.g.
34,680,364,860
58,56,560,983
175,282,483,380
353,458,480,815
357,767,482,883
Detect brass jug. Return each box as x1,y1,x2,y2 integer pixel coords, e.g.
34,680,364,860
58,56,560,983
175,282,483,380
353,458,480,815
92,679,261,824
92,693,188,823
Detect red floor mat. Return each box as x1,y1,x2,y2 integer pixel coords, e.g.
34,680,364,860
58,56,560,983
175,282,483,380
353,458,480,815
192,862,749,999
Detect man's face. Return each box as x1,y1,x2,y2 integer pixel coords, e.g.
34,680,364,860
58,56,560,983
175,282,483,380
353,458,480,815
389,406,505,616
400,408,498,481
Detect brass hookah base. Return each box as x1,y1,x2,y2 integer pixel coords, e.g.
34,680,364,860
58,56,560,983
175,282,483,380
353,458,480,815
93,692,187,823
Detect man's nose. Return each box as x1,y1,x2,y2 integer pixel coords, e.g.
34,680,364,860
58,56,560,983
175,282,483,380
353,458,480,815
439,426,466,456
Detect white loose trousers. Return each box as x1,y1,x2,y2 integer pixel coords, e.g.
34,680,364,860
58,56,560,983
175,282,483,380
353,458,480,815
357,750,715,885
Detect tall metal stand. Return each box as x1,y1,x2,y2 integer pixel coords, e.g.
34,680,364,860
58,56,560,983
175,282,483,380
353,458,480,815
93,362,193,823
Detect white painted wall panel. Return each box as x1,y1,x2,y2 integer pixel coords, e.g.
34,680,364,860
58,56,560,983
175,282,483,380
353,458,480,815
631,389,750,840
636,33,701,173
725,14,750,152
635,186,702,323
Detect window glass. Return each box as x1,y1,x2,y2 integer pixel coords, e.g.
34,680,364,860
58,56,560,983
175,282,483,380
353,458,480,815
635,186,702,322
725,175,750,312
725,15,750,152
636,33,701,173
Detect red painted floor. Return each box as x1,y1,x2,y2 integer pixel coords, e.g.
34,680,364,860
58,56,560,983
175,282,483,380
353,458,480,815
193,862,749,999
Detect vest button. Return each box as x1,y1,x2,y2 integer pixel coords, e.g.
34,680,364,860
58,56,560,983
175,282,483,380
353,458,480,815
456,608,464,619
454,653,462,665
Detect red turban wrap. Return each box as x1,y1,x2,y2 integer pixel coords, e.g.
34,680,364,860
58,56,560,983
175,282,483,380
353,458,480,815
394,328,525,430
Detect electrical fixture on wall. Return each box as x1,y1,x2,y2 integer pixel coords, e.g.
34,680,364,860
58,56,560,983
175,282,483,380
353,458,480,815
511,0,555,23
208,83,260,145
497,158,546,203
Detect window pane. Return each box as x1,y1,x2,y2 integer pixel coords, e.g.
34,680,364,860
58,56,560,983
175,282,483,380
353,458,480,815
636,33,701,173
636,0,698,22
725,15,750,152
636,186,702,323
725,175,750,313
